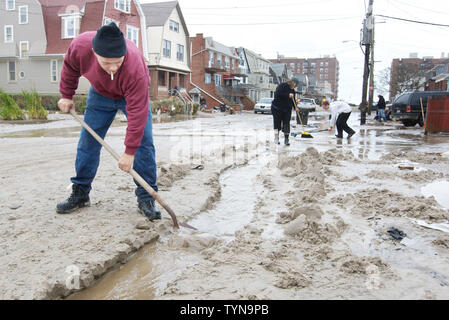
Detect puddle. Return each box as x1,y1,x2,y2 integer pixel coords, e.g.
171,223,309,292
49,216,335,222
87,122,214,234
68,155,271,300
421,180,449,209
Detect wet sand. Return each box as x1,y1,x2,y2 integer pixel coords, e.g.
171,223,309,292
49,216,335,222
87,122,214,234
1,111,449,299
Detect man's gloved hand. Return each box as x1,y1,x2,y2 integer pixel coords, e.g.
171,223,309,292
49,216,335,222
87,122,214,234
118,153,135,173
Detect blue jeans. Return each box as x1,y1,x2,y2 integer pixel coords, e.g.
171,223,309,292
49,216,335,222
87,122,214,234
378,109,386,122
71,87,157,202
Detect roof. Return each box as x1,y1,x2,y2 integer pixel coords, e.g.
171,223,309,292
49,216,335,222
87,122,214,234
38,0,143,55
205,37,239,58
270,62,287,78
141,1,178,27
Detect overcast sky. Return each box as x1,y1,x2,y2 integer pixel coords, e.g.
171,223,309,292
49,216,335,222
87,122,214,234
141,0,449,104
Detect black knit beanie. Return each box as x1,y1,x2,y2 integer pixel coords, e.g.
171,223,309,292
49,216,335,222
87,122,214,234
92,22,127,58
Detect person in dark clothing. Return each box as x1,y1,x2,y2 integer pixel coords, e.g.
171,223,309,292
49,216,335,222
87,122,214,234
271,79,297,146
376,95,386,122
199,96,207,111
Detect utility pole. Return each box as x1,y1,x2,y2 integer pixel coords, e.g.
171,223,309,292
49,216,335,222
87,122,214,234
360,0,374,125
368,17,375,115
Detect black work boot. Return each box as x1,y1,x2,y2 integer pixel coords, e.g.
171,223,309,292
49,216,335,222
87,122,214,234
138,199,161,221
56,184,91,214
284,135,290,146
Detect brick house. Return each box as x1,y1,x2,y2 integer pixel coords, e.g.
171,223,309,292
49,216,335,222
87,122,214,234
0,0,147,94
140,1,191,101
424,60,449,92
189,33,243,109
390,57,448,100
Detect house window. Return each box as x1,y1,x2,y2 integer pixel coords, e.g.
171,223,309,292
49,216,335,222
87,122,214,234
8,61,16,82
4,25,13,43
214,74,221,86
209,51,214,64
103,17,119,26
6,0,15,10
217,54,222,66
176,44,184,61
19,71,25,79
290,63,295,69
158,70,166,86
205,73,211,84
239,56,245,67
18,5,28,24
259,76,263,84
169,20,179,32
225,56,230,69
269,77,273,84
162,40,171,58
62,16,79,39
114,0,130,13
320,68,323,73
126,25,139,47
325,62,328,66
51,60,58,82
325,68,328,73
19,41,28,58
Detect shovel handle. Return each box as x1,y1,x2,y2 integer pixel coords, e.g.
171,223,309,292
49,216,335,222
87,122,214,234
69,109,180,229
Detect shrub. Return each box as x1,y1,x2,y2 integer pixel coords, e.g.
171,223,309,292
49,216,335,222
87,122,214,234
22,89,48,119
192,103,199,115
0,89,24,120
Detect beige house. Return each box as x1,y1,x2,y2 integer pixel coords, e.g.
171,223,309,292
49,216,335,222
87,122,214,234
141,1,191,101
0,0,58,94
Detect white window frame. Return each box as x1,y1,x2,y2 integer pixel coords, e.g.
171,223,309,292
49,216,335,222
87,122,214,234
225,56,230,69
18,5,28,24
205,73,211,84
114,0,130,13
6,0,15,11
7,60,16,82
214,74,221,86
50,60,58,83
126,25,139,47
176,44,184,61
162,40,171,58
4,25,13,43
61,16,78,39
209,51,214,64
103,17,119,26
169,20,179,32
19,41,29,58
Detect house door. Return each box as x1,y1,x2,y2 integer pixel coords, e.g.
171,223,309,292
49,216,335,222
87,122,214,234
169,72,176,91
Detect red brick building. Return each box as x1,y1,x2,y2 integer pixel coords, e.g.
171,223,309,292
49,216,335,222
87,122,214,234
189,33,242,109
269,56,340,99
390,57,447,100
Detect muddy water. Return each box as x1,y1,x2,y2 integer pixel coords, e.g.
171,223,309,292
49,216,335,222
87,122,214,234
68,155,272,300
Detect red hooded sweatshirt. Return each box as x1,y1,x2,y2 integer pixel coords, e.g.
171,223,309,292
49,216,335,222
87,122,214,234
60,31,151,156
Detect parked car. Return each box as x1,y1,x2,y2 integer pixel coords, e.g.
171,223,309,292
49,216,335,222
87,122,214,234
391,91,449,127
254,98,274,114
297,98,317,112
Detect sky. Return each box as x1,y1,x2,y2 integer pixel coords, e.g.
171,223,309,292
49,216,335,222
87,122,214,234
141,0,449,104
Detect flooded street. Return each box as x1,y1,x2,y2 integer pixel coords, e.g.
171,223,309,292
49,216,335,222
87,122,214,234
1,110,449,299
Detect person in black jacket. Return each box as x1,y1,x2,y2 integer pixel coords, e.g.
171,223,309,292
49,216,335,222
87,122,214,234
376,95,386,122
271,79,297,145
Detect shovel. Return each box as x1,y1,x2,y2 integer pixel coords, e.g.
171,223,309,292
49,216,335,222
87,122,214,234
69,109,196,230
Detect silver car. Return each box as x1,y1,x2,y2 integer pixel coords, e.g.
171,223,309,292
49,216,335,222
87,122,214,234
297,98,317,112
254,98,274,114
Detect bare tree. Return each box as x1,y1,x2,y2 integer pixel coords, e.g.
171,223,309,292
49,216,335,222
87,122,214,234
389,63,425,99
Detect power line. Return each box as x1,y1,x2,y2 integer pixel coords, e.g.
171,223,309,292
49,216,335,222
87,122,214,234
188,16,360,26
375,14,449,27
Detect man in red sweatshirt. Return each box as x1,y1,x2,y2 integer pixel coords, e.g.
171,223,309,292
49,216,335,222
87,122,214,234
56,22,160,220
